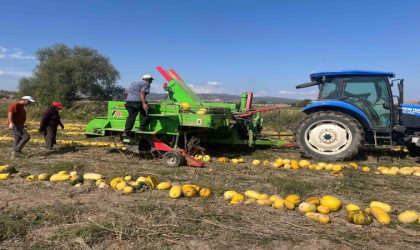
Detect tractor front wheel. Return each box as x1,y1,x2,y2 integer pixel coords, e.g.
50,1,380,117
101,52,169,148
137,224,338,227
162,151,185,167
294,111,364,161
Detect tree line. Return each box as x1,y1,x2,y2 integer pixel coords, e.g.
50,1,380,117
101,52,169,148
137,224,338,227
18,43,125,107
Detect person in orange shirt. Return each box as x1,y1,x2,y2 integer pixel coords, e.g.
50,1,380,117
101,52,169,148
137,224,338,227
7,96,35,158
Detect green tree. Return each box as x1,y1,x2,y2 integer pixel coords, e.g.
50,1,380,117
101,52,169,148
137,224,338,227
297,99,312,107
18,44,123,106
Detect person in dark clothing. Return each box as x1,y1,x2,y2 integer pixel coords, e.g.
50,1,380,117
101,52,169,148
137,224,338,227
123,74,154,137
39,102,64,150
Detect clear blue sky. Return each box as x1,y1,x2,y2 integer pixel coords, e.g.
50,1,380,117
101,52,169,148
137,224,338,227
1,0,420,100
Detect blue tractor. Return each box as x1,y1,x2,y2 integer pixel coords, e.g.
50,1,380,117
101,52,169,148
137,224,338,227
294,70,420,161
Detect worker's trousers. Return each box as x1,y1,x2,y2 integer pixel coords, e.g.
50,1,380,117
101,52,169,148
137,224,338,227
124,101,151,134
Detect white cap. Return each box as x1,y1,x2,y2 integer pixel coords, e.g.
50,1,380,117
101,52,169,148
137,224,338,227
21,96,35,102
142,74,154,80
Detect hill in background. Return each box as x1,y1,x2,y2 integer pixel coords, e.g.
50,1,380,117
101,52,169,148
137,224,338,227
148,93,299,104
0,90,300,104
0,90,16,99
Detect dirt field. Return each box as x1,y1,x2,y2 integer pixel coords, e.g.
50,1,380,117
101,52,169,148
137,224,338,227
0,119,419,250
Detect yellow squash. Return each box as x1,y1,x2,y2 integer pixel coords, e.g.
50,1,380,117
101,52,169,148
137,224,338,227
50,174,71,182
199,188,212,197
157,182,172,190
370,206,391,225
244,190,261,199
320,195,342,212
305,212,331,224
83,173,103,181
398,211,418,224
169,186,183,199
370,201,392,213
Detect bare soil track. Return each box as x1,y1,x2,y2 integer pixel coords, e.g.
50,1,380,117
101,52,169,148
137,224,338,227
0,120,419,250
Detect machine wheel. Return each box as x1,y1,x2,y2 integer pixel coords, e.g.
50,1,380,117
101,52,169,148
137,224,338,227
406,143,420,157
162,151,185,167
294,111,364,161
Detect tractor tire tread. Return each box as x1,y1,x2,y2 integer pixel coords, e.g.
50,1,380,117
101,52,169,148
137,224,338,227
294,111,364,161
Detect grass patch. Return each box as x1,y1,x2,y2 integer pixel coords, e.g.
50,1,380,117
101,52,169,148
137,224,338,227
52,222,114,246
28,202,84,225
0,210,30,241
267,176,315,197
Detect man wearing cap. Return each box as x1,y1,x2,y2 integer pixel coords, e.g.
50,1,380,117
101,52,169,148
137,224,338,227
7,96,35,158
39,102,64,150
123,74,154,137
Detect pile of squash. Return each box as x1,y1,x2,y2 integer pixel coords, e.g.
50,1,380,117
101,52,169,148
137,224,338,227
215,157,420,177
108,175,159,194
375,166,420,176
223,191,345,224
164,183,212,199
346,201,420,225
223,189,420,226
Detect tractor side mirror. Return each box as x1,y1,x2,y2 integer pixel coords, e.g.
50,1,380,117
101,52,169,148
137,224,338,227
383,102,392,110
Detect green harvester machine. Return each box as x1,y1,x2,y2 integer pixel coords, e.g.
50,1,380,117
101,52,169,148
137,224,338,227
85,66,291,167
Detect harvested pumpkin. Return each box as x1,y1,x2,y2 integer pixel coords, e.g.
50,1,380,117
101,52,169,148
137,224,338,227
244,190,260,199
347,210,372,225
110,177,123,188
224,191,238,200
269,195,282,203
258,193,269,200
256,198,272,206
116,181,127,191
305,197,320,206
25,175,35,182
218,157,229,163
182,186,198,197
398,211,418,224
169,186,183,199
298,202,317,213
230,193,245,205
230,159,239,164
284,200,295,210
362,167,371,172
50,174,71,182
370,206,391,225
83,173,103,181
123,186,134,193
157,182,172,190
144,176,159,189
272,198,285,209
298,160,310,168
305,212,330,224
38,173,50,181
320,195,342,212
317,205,331,214
370,201,392,213
346,203,361,212
285,194,301,205
252,160,261,166
199,188,212,197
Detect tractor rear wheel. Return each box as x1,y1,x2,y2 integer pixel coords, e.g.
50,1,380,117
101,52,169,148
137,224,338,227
162,151,185,167
294,111,364,161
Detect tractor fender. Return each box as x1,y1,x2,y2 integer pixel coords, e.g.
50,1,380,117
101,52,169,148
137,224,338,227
302,100,372,130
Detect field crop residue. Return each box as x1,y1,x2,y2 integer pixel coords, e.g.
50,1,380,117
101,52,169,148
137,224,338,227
0,108,419,249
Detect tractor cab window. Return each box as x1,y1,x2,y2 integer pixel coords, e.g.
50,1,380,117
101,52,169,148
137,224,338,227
319,77,340,99
343,76,391,128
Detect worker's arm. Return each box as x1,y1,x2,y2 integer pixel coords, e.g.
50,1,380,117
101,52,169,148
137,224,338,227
7,111,14,129
140,91,149,111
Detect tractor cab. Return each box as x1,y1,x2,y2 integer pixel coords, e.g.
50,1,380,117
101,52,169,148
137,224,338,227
297,71,398,129
294,70,412,161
